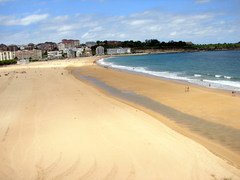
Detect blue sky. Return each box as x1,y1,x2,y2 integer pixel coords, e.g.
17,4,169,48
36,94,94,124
0,0,239,44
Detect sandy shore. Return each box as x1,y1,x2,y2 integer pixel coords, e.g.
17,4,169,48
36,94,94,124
73,59,240,167
0,57,240,179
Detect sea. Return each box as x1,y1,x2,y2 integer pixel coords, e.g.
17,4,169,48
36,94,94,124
98,50,240,92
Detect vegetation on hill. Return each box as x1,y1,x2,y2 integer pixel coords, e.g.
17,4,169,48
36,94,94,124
93,39,240,53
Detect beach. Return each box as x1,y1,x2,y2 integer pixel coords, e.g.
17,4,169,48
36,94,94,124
76,61,240,167
0,57,240,179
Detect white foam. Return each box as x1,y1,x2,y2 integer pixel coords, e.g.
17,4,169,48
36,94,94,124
103,62,191,82
99,59,240,92
194,74,202,77
203,79,240,89
100,59,190,81
224,76,231,79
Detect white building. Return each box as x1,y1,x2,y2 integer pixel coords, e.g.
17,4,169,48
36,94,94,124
76,48,84,57
58,39,80,51
96,46,105,56
84,47,92,56
0,51,15,61
65,49,76,58
15,50,42,60
107,47,131,55
57,43,65,51
47,51,63,59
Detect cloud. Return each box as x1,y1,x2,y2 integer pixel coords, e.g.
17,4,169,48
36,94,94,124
0,10,239,44
0,14,49,26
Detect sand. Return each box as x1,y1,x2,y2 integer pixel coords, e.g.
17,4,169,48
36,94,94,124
0,57,240,179
77,64,240,167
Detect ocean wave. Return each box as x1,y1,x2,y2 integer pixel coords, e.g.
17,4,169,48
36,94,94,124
224,76,231,79
99,60,190,81
215,75,222,78
99,59,240,91
194,74,202,77
203,79,240,89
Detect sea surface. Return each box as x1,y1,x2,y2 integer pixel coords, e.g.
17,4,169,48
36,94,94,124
99,50,240,92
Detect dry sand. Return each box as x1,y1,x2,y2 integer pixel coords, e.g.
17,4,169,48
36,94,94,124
0,57,240,179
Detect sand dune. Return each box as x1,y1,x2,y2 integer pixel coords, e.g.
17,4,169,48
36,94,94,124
0,58,239,179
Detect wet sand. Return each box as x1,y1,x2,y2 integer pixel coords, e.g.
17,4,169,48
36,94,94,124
73,64,240,168
0,57,240,179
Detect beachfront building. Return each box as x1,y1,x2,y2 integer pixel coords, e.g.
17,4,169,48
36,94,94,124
58,39,80,51
84,47,92,56
36,42,58,52
0,44,8,51
96,46,105,56
57,42,65,51
47,51,63,59
8,45,19,51
64,49,76,58
15,50,42,61
19,45,26,50
107,47,131,55
0,51,15,61
76,48,84,57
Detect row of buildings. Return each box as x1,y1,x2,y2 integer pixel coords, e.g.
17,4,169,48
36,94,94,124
0,50,42,61
0,39,132,62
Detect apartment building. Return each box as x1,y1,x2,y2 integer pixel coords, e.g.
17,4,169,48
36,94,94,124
0,51,15,61
107,47,131,55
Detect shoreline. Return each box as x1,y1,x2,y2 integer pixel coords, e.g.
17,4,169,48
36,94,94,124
97,53,240,94
0,57,240,178
72,59,240,168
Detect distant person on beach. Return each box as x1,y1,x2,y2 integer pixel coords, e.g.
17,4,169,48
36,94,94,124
185,86,190,92
232,91,236,96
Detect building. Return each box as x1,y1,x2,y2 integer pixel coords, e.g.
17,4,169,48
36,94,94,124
96,46,105,55
36,42,58,52
58,42,65,51
47,51,63,59
76,48,84,57
107,47,131,55
84,47,92,56
8,45,19,51
19,45,26,50
0,44,8,51
27,43,35,50
64,49,76,58
15,50,42,60
186,42,193,45
0,51,15,61
58,39,80,51
58,39,80,50
62,39,80,47
86,41,97,48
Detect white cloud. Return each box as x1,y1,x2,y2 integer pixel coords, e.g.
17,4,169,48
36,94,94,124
0,10,239,44
0,14,48,26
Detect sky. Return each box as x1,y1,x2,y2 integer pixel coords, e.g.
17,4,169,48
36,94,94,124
0,0,239,45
